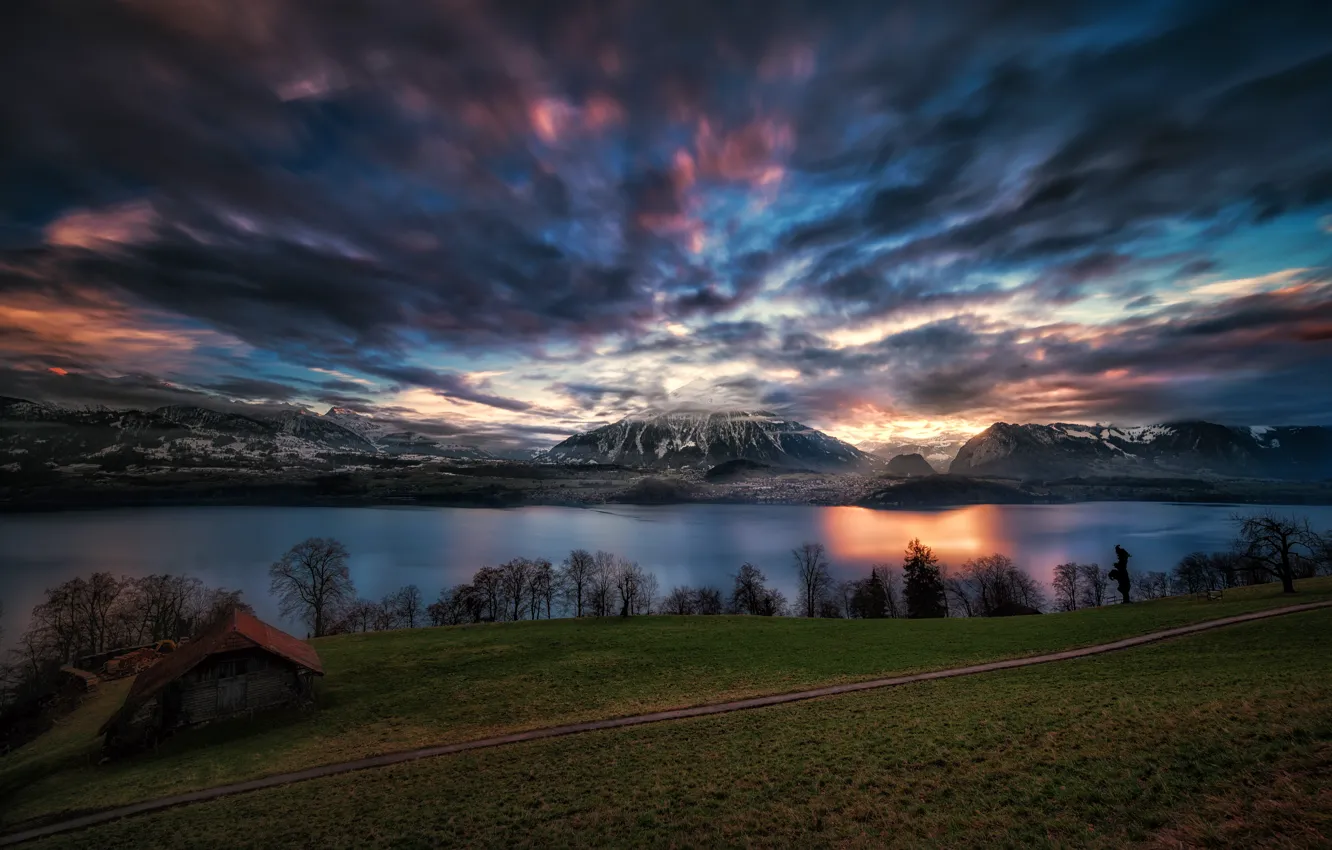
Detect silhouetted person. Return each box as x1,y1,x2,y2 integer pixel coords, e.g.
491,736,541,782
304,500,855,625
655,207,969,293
1108,544,1132,604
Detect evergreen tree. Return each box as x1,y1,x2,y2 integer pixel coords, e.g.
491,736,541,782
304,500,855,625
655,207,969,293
852,568,889,618
902,538,946,618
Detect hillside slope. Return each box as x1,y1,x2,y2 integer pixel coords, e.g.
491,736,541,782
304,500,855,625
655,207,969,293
4,579,1330,830
44,607,1332,849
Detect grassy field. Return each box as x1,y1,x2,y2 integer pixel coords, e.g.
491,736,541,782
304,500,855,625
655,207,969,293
21,605,1332,848
3,577,1331,833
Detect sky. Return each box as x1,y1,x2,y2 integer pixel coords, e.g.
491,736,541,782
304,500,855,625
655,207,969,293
2,0,1331,453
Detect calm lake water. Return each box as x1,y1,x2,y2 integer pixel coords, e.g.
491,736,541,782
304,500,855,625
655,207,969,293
4,502,1331,636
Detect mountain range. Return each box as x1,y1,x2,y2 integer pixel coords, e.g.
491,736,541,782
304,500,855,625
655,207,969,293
4,395,1329,483
856,435,972,472
540,410,879,472
0,398,493,473
949,422,1332,481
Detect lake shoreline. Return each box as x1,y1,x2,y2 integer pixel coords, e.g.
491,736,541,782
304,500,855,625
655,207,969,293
6,501,1332,652
6,483,1332,514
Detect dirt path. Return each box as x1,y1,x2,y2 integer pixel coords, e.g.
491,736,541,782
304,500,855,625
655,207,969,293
6,599,1332,847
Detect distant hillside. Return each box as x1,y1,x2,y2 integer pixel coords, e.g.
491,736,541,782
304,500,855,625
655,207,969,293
0,398,493,472
543,410,878,472
885,453,935,477
860,476,1039,508
949,421,1332,481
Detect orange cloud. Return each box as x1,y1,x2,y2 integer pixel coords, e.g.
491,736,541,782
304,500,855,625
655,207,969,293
0,289,247,373
48,366,69,376
45,201,158,249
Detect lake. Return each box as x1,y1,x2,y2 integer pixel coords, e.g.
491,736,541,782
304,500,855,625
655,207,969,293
4,502,1331,636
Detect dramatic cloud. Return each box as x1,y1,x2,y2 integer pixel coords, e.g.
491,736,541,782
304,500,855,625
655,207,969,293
2,0,1330,446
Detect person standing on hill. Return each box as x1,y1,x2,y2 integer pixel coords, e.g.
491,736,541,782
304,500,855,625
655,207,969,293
1108,544,1132,604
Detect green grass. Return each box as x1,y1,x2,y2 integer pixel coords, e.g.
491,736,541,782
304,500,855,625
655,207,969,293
24,606,1332,848
3,578,1331,832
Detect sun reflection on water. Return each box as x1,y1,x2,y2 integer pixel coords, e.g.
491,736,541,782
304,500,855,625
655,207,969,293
819,505,1014,569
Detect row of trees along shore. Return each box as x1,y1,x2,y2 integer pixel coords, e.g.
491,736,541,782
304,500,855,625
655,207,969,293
3,512,1330,709
265,511,1332,634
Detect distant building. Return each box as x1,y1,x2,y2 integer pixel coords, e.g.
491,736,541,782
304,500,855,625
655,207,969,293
100,609,323,751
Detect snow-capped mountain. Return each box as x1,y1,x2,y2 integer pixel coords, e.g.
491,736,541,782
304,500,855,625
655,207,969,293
0,397,493,472
857,435,972,472
949,421,1332,480
542,410,878,471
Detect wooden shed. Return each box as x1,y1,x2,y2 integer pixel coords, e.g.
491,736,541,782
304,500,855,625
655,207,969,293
100,609,323,751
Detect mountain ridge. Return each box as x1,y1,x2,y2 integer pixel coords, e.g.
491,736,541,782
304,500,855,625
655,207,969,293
0,397,494,471
949,421,1332,480
542,410,879,472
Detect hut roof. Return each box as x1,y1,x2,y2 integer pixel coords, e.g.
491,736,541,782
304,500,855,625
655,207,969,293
100,609,322,734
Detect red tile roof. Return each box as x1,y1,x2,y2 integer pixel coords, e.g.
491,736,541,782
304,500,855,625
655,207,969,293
100,609,322,735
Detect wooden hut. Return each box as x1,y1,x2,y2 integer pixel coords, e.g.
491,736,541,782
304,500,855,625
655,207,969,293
100,609,323,751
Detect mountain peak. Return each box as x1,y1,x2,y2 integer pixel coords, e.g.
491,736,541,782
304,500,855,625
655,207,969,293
545,410,876,471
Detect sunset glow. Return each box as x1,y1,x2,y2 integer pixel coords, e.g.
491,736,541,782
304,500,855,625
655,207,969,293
1,1,1329,453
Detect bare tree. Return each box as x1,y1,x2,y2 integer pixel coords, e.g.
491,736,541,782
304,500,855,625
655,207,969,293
392,585,424,628
472,566,504,621
560,549,596,617
345,598,378,632
1315,531,1332,575
1172,552,1213,594
31,573,128,659
956,554,1045,615
793,542,834,618
836,579,858,618
760,587,789,617
614,559,646,617
637,570,659,615
1133,571,1171,600
1235,512,1322,593
430,584,483,626
664,586,696,615
268,538,356,637
526,559,556,619
499,558,535,621
426,597,449,627
127,574,203,642
373,597,399,631
943,572,976,618
695,587,724,615
729,563,770,615
588,563,616,617
1052,562,1081,611
196,587,253,633
1076,563,1108,608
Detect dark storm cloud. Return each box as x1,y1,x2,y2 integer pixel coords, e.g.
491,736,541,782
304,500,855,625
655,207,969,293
557,382,643,411
2,0,1332,425
777,1,1332,315
206,376,303,402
